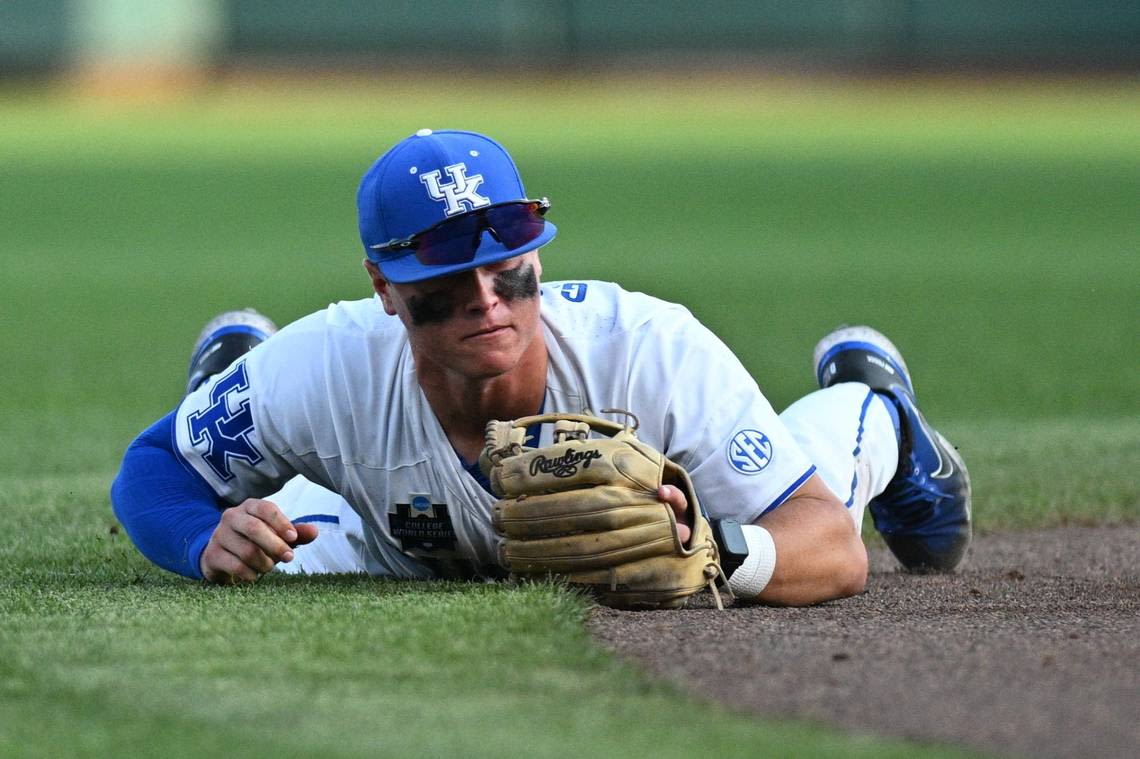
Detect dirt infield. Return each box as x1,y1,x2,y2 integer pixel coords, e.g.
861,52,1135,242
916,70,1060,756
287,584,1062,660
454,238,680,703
590,527,1139,758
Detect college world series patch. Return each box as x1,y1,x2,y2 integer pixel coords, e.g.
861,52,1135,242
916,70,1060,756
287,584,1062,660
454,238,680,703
727,429,773,475
388,494,457,552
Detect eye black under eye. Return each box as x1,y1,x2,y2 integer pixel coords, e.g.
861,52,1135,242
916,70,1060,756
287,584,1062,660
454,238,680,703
407,293,455,325
494,263,539,301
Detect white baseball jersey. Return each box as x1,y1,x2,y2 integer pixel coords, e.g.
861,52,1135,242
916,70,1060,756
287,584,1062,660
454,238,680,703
174,280,816,579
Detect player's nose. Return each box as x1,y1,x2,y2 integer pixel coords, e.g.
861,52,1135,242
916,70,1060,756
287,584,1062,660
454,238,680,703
463,267,500,313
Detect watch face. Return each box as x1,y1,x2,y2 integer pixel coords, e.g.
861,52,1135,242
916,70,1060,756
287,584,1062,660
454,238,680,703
713,519,749,559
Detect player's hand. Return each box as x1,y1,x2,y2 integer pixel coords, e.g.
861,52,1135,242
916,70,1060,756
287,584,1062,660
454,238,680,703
658,485,692,545
199,498,319,584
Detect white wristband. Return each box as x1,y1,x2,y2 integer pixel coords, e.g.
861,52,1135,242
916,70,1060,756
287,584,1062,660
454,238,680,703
727,524,777,599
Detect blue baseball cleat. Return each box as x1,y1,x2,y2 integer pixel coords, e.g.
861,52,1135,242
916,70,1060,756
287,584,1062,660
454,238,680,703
187,309,278,394
813,325,972,572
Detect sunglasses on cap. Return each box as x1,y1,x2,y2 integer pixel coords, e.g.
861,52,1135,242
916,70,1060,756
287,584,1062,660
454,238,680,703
369,198,551,266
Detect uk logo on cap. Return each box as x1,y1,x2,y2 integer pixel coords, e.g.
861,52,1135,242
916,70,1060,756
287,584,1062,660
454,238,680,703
420,163,490,216
356,129,557,283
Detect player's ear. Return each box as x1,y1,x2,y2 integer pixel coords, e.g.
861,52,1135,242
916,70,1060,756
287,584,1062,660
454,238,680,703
363,259,398,316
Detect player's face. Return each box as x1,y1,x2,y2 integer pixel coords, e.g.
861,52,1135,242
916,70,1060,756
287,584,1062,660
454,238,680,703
368,252,544,381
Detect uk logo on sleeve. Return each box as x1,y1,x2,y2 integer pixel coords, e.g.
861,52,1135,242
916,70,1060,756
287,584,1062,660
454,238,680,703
186,361,264,481
727,429,773,475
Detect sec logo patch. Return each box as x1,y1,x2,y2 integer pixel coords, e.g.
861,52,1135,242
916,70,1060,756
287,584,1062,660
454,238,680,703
727,429,773,475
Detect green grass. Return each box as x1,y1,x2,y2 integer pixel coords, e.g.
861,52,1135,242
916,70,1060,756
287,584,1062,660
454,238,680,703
2,73,1137,756
1,478,969,759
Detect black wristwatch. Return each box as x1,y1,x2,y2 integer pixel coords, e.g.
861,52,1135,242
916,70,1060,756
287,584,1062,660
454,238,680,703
710,519,749,578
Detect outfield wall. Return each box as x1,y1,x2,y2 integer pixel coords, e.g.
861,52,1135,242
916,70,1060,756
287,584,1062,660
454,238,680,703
2,0,1138,74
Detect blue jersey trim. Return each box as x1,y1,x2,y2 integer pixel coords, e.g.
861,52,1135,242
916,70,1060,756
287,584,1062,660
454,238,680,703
294,514,341,525
844,389,877,509
758,464,817,517
464,458,494,494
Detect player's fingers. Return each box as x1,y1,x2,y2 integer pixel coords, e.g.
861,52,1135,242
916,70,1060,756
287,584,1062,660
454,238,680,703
219,548,263,584
201,543,262,585
215,521,282,574
658,485,692,545
291,522,320,547
241,498,299,543
658,484,688,516
227,508,296,564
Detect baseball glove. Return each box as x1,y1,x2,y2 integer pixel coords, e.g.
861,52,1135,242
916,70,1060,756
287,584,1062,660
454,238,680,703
483,411,728,610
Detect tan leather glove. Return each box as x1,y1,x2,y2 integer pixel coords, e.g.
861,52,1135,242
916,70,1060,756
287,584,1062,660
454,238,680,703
484,412,727,610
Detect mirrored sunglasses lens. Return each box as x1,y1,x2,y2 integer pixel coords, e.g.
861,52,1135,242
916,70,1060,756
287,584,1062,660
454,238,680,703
414,215,482,265
486,203,546,249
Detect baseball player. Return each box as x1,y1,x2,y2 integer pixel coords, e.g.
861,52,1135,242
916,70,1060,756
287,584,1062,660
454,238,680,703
111,129,971,606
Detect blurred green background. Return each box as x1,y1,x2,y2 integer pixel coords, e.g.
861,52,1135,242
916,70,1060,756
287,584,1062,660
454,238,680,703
2,76,1137,526
4,0,1138,72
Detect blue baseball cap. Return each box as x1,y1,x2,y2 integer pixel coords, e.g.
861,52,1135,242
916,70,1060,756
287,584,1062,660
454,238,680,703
357,129,557,283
